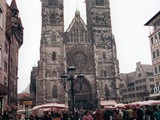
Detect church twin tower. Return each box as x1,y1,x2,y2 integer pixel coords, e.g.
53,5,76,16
36,0,119,109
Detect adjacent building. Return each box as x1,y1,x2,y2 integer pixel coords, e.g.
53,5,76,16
119,62,154,103
145,11,160,99
0,0,23,111
31,0,120,109
30,67,38,107
0,0,8,111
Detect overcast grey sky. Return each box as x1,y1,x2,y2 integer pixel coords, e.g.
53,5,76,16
7,0,160,93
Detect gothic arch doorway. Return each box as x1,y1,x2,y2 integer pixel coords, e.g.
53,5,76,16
72,79,93,110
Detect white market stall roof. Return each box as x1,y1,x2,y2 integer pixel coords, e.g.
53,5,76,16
128,100,160,106
32,103,68,110
100,100,117,106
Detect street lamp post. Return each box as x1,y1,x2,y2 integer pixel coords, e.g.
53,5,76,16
60,66,84,115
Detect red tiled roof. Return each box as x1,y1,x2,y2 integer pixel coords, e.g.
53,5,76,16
17,93,30,99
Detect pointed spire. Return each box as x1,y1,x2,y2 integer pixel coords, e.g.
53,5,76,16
10,0,19,13
75,10,80,17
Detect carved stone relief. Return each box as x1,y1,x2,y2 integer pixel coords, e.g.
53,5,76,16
92,30,112,48
46,65,60,78
98,64,114,78
42,8,50,24
90,11,111,27
44,30,63,46
50,11,63,24
42,7,63,25
96,49,112,60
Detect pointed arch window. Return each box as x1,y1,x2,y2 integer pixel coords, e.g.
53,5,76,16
102,52,106,59
52,85,58,98
50,14,56,24
52,52,56,61
95,0,105,6
48,0,58,6
104,70,107,77
105,84,110,99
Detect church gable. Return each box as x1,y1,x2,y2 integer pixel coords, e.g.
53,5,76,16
65,11,89,43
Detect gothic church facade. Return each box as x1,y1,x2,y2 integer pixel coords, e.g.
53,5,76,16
35,0,120,109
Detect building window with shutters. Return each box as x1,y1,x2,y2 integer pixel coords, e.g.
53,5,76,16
150,37,154,44
154,66,158,75
155,35,158,42
156,49,160,57
153,51,156,59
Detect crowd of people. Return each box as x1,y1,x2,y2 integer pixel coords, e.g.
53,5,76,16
1,104,160,120
16,104,160,120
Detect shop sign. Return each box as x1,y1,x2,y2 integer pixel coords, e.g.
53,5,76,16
20,101,32,105
153,86,160,94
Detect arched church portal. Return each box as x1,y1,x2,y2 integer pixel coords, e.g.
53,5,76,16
71,79,93,110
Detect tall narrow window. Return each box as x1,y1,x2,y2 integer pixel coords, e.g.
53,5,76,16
155,66,158,74
10,59,13,69
0,6,3,28
52,52,56,61
48,0,53,5
153,51,156,59
105,84,110,99
0,46,2,68
50,14,56,24
5,42,8,53
4,61,7,73
155,35,158,42
150,37,154,44
156,49,160,57
102,52,106,59
52,85,58,98
4,77,7,86
159,65,160,73
104,70,107,77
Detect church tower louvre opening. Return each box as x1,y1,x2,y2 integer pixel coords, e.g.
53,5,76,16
35,0,120,109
